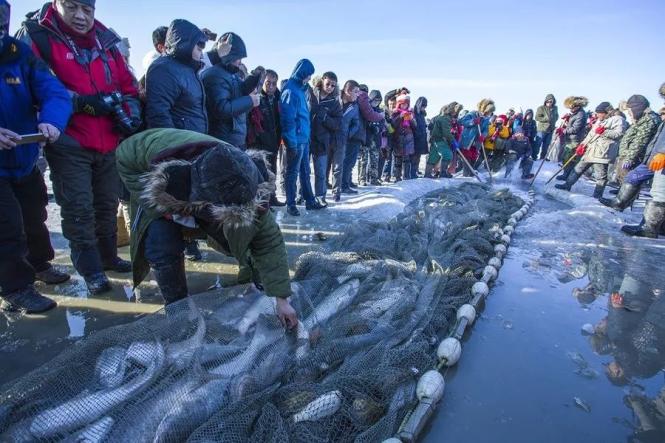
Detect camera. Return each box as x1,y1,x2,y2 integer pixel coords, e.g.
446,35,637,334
102,92,134,133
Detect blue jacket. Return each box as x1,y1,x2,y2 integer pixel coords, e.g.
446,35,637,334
0,37,71,178
280,59,315,148
460,111,490,149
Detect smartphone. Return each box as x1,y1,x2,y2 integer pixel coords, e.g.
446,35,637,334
15,133,48,145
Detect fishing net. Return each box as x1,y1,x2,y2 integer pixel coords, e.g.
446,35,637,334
0,182,523,442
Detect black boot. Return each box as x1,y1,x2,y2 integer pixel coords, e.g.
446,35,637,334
98,236,132,273
270,194,286,207
34,265,71,285
184,240,202,261
1,285,56,314
152,259,189,305
592,184,605,200
84,272,112,295
599,183,641,212
424,163,435,178
555,170,580,191
622,200,665,238
306,197,327,210
287,205,300,216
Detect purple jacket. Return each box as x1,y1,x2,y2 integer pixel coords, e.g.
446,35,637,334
355,90,385,145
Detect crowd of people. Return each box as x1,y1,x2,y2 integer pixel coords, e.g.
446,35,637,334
1,0,664,317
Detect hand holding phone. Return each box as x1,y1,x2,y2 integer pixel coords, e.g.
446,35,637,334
0,127,20,149
13,133,48,146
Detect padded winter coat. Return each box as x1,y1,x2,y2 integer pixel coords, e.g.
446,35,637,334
308,87,342,156
535,94,559,133
280,59,315,148
145,20,208,134
580,116,625,164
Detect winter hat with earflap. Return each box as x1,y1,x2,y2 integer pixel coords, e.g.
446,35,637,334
626,95,650,121
564,96,589,110
0,0,10,51
595,102,613,114
477,99,495,115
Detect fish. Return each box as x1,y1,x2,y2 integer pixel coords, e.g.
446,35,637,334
294,321,310,362
166,311,206,369
94,346,127,389
29,341,165,439
573,396,591,413
292,390,343,423
236,295,276,336
209,316,283,377
67,416,114,443
303,279,361,330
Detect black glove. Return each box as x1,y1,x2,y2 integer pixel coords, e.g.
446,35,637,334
73,94,114,116
115,117,142,136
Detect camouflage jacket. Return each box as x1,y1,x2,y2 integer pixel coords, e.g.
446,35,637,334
618,111,660,164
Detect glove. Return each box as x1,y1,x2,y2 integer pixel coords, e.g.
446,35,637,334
622,160,633,170
477,135,486,144
115,117,142,136
594,126,606,135
473,117,481,126
575,144,586,156
555,127,565,137
73,94,114,116
561,113,571,122
649,153,665,172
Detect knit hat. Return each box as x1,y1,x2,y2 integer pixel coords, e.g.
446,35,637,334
496,114,508,124
595,102,613,114
190,143,261,206
73,0,96,6
626,95,650,121
396,94,410,107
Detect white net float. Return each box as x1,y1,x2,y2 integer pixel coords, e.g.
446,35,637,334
437,337,462,367
416,370,445,402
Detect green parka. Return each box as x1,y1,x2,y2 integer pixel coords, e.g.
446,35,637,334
116,128,291,299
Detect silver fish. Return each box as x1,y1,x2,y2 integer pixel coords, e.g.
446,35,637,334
209,317,282,377
303,279,361,330
166,311,206,369
94,346,127,389
236,294,276,336
30,341,165,438
68,416,114,443
295,321,310,362
292,390,343,423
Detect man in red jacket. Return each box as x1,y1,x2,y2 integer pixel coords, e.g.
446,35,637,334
17,0,141,295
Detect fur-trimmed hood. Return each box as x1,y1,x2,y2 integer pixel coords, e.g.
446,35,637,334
441,101,463,117
140,148,276,229
564,96,589,109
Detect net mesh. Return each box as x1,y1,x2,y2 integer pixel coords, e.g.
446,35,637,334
0,182,523,442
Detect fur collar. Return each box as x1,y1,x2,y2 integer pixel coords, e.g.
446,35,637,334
140,149,276,228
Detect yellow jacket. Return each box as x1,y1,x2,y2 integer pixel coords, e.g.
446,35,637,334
484,124,511,150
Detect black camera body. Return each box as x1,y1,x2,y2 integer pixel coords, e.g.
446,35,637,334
102,92,134,133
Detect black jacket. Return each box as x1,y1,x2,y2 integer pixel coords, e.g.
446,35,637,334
308,86,343,156
413,97,429,155
247,90,282,152
145,20,208,134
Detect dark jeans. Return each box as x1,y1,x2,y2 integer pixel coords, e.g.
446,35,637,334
313,153,328,198
342,140,362,189
380,148,393,181
285,143,315,206
144,217,188,303
45,141,119,271
537,131,553,159
0,168,54,295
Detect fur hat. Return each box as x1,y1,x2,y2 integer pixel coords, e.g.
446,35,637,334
477,99,495,115
563,96,589,109
442,101,463,116
659,82,665,100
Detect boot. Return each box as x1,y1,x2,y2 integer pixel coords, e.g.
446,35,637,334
287,205,300,216
341,188,358,195
424,163,435,178
555,170,580,191
599,183,641,212
1,285,56,313
35,265,71,285
98,236,132,272
270,194,286,207
84,272,112,295
184,240,202,261
622,200,665,239
592,184,605,200
152,259,188,305
306,198,327,210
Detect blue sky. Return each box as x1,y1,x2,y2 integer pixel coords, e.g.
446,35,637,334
11,0,665,115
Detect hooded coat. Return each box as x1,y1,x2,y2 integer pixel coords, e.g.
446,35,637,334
280,59,315,148
145,20,208,134
202,33,262,148
535,94,559,133
413,97,429,155
116,128,290,298
522,109,537,139
308,80,342,156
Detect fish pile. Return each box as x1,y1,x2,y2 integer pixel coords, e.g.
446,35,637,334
0,182,524,442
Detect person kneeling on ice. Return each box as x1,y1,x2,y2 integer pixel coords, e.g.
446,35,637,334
555,102,625,199
116,128,298,327
504,128,534,180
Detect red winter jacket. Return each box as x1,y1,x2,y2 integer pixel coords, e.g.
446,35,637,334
19,5,139,153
